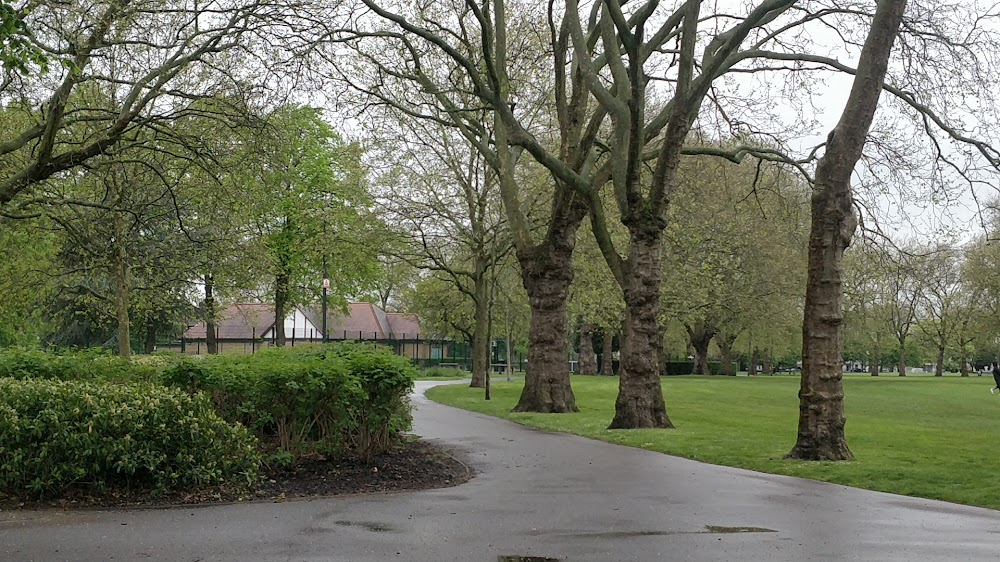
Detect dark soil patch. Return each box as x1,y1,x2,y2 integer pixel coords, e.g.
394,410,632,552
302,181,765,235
0,438,470,511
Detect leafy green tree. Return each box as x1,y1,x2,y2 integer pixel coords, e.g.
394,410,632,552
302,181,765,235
372,120,511,387
0,216,56,345
247,105,380,346
662,152,808,376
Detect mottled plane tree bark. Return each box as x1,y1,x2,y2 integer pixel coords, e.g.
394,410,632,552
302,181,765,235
788,0,908,461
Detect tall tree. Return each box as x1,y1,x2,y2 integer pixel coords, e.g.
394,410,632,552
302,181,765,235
788,0,907,461
373,120,511,388
916,242,962,377
247,105,379,346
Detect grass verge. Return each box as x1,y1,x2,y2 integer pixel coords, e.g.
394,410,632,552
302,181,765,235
427,373,1000,510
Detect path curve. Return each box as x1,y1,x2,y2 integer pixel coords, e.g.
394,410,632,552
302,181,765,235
2,380,999,561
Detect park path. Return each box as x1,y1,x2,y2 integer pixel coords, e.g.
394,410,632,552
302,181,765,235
2,379,1000,561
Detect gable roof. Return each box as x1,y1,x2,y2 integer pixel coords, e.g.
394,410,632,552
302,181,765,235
386,313,422,338
185,302,424,341
183,303,275,340
309,302,390,340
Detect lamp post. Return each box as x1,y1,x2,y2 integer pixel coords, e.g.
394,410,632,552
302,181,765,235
322,254,329,343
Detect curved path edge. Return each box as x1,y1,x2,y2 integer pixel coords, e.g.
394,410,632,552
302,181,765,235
2,379,998,561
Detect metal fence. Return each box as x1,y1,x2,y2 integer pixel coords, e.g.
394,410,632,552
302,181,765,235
163,333,527,372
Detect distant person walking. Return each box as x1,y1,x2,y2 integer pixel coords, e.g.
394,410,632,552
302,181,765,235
992,365,1000,395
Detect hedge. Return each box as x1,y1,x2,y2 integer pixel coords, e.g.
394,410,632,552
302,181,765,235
663,360,740,376
0,348,163,383
162,343,415,463
0,377,260,500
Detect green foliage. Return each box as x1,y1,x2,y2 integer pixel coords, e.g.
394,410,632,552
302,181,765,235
0,377,260,500
162,344,415,462
0,348,162,383
247,105,383,315
419,366,469,379
0,2,47,74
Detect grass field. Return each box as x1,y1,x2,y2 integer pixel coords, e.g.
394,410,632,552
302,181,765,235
427,373,1000,510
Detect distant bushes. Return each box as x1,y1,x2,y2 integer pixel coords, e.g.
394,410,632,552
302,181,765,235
0,378,260,500
161,343,416,463
419,366,468,378
663,360,740,376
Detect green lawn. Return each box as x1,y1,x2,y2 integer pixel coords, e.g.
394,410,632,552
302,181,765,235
427,373,1000,510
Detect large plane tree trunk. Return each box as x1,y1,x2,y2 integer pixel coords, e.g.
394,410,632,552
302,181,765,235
610,230,672,429
600,328,615,375
513,241,579,413
789,0,907,461
686,321,716,376
578,323,598,375
718,332,739,376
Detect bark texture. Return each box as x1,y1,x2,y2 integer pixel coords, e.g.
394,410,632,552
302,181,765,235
789,0,907,462
600,329,615,375
274,270,289,347
718,332,738,376
469,273,490,388
686,321,716,376
749,348,759,376
513,242,579,413
578,323,599,375
610,233,672,429
869,345,880,376
205,273,218,355
144,323,156,354
112,208,131,359
897,337,907,376
469,243,492,388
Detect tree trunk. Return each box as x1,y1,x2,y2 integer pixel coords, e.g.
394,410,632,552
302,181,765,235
505,318,514,382
470,272,490,388
205,273,218,355
935,345,945,377
600,328,614,375
144,322,156,354
610,233,672,429
960,346,970,377
513,244,578,413
869,344,880,376
686,321,716,376
897,337,907,376
763,350,773,375
788,0,906,462
274,270,289,347
749,348,759,376
578,323,598,375
112,209,131,359
718,332,738,376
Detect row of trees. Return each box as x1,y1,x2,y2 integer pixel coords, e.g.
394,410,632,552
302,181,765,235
5,0,1000,464
844,226,1000,377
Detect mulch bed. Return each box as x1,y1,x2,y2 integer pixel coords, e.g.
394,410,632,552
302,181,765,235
0,438,470,511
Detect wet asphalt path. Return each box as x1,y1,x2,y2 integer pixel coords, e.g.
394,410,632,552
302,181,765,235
2,379,1000,561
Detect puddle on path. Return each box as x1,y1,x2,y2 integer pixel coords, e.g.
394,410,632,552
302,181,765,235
704,525,776,534
333,520,393,532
